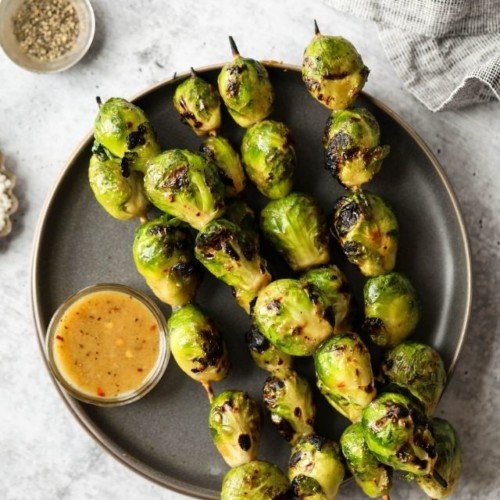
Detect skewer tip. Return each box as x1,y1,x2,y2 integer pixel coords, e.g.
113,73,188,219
190,67,197,77
96,96,102,107
228,36,240,57
314,19,320,35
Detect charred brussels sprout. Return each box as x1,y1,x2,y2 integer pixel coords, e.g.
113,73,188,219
331,190,398,277
288,434,345,500
302,21,369,110
167,304,229,397
340,423,392,499
253,279,334,356
363,272,419,348
416,419,462,499
382,342,446,415
200,136,246,197
300,266,353,333
263,370,315,444
245,324,292,375
93,97,160,173
261,193,330,271
143,149,225,230
132,215,201,307
195,219,271,300
208,390,262,467
221,460,290,500
323,108,390,188
218,37,274,128
173,69,221,136
362,391,437,476
88,152,148,221
241,120,295,199
314,333,375,422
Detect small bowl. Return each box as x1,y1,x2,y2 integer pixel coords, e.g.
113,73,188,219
0,0,95,73
0,153,18,238
45,283,170,406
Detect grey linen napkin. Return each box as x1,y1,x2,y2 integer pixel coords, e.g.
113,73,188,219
322,0,500,111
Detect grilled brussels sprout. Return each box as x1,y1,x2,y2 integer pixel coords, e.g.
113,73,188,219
416,419,462,499
340,423,392,499
245,324,293,374
167,304,229,397
195,219,271,300
221,460,290,500
241,120,295,199
173,68,221,136
208,390,262,467
143,149,225,230
225,198,259,247
218,37,274,128
314,333,375,422
362,391,437,476
302,21,369,110
323,108,390,188
200,136,246,197
132,215,201,307
300,266,352,333
93,97,160,173
363,272,419,348
331,190,398,277
88,150,148,221
288,434,345,500
253,279,334,356
263,370,315,444
261,193,330,271
381,342,446,415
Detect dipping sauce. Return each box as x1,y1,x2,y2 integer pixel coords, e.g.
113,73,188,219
47,285,168,405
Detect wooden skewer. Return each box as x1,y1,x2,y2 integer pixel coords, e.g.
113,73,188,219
228,36,240,58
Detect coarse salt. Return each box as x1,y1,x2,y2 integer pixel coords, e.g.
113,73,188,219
0,173,13,232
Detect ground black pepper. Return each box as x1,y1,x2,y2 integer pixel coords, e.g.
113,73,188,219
12,0,80,61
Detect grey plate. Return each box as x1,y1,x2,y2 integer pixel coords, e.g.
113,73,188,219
31,63,472,499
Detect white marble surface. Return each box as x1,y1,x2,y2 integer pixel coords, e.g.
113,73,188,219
0,1,499,498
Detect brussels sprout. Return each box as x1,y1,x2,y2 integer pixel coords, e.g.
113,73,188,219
88,150,148,221
195,218,271,296
241,120,295,199
416,419,462,499
263,370,315,444
300,266,353,333
173,68,221,136
132,215,201,307
261,193,330,271
208,390,261,467
340,423,392,499
218,37,274,128
253,279,334,356
363,273,420,348
331,190,398,277
288,434,345,500
221,460,290,500
93,97,160,173
362,391,437,476
245,324,293,374
323,108,390,188
200,136,246,197
314,333,375,422
302,21,369,110
167,304,229,397
381,342,446,415
144,149,225,230
225,198,259,247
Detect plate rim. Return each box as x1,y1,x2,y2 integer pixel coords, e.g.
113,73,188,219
30,62,472,499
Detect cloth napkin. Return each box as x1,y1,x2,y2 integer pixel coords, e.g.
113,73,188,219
322,0,500,111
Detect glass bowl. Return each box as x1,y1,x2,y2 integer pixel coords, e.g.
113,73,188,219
0,0,95,73
45,283,169,407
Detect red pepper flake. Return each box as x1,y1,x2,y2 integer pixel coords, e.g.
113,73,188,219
150,324,157,331
137,368,143,372
56,335,64,341
97,387,106,397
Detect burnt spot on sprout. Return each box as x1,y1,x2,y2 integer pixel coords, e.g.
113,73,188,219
336,202,361,236
324,71,350,81
343,240,364,259
363,317,385,336
275,417,295,442
126,123,148,150
289,450,303,468
308,434,327,451
216,167,236,188
120,156,131,178
245,325,270,353
267,298,282,312
324,306,336,327
171,262,199,278
238,433,252,451
177,97,203,129
192,328,224,370
303,283,321,304
199,144,216,162
164,165,189,190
